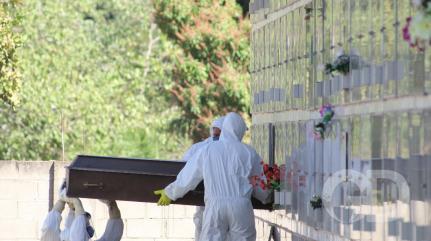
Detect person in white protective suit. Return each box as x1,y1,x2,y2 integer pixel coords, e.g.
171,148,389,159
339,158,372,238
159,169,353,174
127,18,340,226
182,116,224,161
182,116,224,241
155,112,271,241
40,199,75,241
68,199,124,241
41,187,124,241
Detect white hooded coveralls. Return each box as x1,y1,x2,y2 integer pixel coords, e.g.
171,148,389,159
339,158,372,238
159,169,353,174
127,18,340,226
182,116,224,241
41,201,75,241
182,116,224,161
68,216,124,241
41,203,124,241
165,112,269,241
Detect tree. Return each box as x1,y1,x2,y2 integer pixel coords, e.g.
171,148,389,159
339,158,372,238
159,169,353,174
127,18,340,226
0,0,186,161
153,0,251,142
0,0,21,107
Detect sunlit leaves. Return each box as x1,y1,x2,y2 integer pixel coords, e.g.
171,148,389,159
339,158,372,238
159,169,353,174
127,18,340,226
153,0,251,142
0,1,21,107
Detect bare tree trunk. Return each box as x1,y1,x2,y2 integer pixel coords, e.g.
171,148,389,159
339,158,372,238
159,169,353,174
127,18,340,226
143,23,160,78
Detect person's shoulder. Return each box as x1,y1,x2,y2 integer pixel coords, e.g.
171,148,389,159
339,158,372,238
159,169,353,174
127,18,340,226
243,143,261,161
243,143,258,153
188,140,206,152
195,137,214,146
191,140,205,147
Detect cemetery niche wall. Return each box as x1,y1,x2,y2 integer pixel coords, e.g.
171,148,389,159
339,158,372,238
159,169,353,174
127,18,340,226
249,0,431,240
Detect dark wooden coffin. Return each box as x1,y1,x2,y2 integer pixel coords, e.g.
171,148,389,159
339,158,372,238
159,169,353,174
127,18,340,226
66,155,272,210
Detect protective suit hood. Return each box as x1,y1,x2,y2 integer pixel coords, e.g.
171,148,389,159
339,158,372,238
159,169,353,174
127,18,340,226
210,116,224,137
182,116,224,161
211,116,224,131
220,112,247,142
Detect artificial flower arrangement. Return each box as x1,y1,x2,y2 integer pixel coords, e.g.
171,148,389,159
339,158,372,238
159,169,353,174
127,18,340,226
251,161,281,191
313,104,335,140
310,195,323,210
262,162,281,191
403,0,431,51
324,54,350,76
323,49,361,77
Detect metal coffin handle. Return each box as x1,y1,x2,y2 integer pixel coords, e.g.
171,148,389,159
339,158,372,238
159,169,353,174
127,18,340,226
83,182,104,190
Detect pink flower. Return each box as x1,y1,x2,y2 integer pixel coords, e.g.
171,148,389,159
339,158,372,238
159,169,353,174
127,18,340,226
403,17,412,43
313,131,322,140
319,104,334,117
260,180,266,190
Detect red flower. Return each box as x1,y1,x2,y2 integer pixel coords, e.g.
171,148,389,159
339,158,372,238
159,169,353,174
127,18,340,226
263,164,269,173
258,161,283,190
259,180,266,190
274,170,280,180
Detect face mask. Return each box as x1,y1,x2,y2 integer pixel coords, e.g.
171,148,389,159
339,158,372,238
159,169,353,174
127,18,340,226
85,212,95,238
213,136,220,141
87,225,95,238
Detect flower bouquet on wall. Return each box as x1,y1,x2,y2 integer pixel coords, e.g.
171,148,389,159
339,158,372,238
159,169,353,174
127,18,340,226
323,49,361,77
251,162,291,206
313,104,335,140
403,0,431,51
260,162,281,191
310,195,323,210
250,162,281,191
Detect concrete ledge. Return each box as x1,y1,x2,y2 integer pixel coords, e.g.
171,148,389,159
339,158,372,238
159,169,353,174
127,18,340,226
0,161,53,180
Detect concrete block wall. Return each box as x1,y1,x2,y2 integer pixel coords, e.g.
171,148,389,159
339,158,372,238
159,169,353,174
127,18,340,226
0,161,52,241
0,161,195,241
85,201,195,241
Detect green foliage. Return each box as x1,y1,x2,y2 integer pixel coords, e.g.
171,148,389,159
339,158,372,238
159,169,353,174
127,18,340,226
153,0,251,142
0,0,186,161
0,0,252,160
0,0,21,107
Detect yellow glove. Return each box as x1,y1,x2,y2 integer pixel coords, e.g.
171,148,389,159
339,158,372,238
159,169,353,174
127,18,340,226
154,189,172,206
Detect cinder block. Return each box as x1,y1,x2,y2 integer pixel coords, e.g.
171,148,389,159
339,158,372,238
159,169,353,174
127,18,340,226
184,205,197,218
0,179,39,200
0,161,20,179
0,219,38,239
17,161,53,180
0,161,52,180
18,200,49,219
0,200,18,219
166,218,194,238
126,219,164,238
82,199,108,219
37,181,50,200
146,203,163,219
118,201,147,219
167,205,189,219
